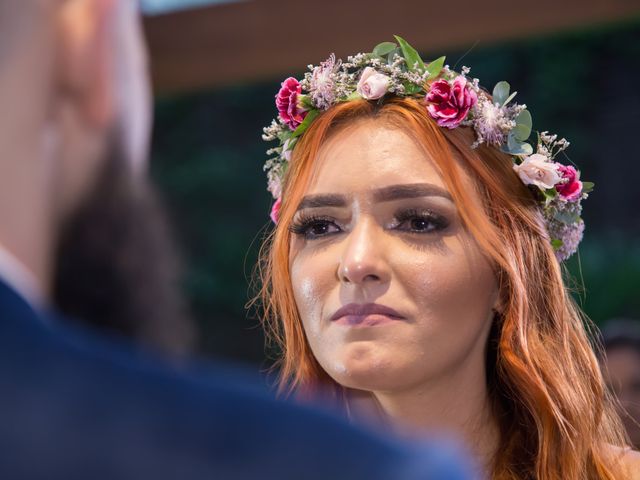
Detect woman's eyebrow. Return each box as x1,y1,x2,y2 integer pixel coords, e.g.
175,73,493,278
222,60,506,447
296,184,452,211
373,183,453,202
297,194,347,210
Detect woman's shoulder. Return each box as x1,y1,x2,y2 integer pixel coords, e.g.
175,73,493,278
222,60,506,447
621,448,640,480
608,445,640,480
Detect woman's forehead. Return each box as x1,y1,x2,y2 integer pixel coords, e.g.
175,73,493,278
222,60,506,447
307,120,447,196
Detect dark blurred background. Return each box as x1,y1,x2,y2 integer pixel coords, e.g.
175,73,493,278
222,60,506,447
135,1,640,366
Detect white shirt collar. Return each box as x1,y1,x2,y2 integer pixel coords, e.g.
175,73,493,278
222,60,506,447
0,242,45,310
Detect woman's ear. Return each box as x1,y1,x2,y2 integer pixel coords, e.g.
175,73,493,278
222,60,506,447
492,288,507,317
56,0,117,129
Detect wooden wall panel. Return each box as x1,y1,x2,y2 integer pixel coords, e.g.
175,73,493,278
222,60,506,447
144,0,640,94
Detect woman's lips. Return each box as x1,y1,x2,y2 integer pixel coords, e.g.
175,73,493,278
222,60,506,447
330,303,405,327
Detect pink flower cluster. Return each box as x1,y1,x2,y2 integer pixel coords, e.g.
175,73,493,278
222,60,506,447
426,76,477,129
276,77,307,130
513,154,583,201
270,197,282,224
556,164,583,202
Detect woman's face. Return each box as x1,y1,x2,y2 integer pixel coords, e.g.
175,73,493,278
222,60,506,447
289,119,499,393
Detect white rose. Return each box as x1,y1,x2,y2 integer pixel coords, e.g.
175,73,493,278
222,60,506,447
513,153,562,190
356,67,390,100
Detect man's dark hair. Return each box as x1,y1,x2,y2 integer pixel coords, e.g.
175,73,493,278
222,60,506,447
53,132,194,356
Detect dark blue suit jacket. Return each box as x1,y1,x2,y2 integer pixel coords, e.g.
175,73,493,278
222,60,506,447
0,279,471,479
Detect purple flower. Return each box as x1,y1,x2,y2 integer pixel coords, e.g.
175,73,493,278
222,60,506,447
549,219,585,261
310,54,339,110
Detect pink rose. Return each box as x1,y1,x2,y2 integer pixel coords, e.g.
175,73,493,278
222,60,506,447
513,154,563,190
555,164,583,201
426,76,477,128
356,67,390,100
270,197,282,224
276,77,307,130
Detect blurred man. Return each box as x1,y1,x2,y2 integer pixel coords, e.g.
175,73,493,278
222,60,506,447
601,319,640,449
0,1,471,478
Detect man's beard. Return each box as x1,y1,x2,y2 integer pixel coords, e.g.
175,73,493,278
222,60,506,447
52,132,194,356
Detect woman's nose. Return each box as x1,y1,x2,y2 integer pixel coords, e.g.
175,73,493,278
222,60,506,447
337,219,391,286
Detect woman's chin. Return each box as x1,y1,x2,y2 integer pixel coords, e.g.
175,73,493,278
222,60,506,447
322,342,411,391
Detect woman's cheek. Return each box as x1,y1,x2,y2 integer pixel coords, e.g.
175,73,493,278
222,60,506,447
291,254,333,335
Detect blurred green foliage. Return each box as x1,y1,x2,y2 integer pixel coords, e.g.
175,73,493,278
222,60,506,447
150,20,640,364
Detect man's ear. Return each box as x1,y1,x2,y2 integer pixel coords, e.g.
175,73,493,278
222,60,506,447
57,0,117,129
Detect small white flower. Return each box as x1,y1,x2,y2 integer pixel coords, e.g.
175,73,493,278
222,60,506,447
513,154,562,190
267,168,283,199
356,67,390,100
281,138,294,162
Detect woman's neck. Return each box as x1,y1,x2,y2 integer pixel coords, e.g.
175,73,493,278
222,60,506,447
348,363,499,475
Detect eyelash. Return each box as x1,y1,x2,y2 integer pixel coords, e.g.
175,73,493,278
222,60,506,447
393,208,449,233
290,209,449,240
289,215,339,239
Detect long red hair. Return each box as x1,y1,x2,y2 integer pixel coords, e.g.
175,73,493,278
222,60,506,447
255,97,628,479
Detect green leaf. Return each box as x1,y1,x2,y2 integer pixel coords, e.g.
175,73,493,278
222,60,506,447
512,110,532,141
503,134,533,155
516,109,532,129
291,109,320,138
426,56,446,80
403,83,423,95
492,81,510,106
543,188,558,202
582,181,595,193
344,91,362,101
512,124,530,142
279,130,294,142
551,239,564,250
372,42,397,57
298,94,314,110
554,209,580,224
502,91,518,106
387,48,401,65
394,35,425,72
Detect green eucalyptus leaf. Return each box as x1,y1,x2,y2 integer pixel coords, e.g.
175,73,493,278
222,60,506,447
516,109,532,129
426,56,446,80
387,48,402,65
502,91,518,106
582,181,595,193
504,134,533,155
372,42,397,57
512,110,532,142
394,35,425,72
512,124,531,142
291,109,320,138
492,81,510,106
554,209,580,224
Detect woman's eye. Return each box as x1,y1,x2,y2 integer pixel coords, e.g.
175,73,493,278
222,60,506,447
394,210,448,233
290,218,341,239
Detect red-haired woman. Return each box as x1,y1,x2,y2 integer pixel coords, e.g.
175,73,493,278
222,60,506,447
257,39,640,479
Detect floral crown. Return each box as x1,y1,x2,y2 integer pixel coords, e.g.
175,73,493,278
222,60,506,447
262,36,592,261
